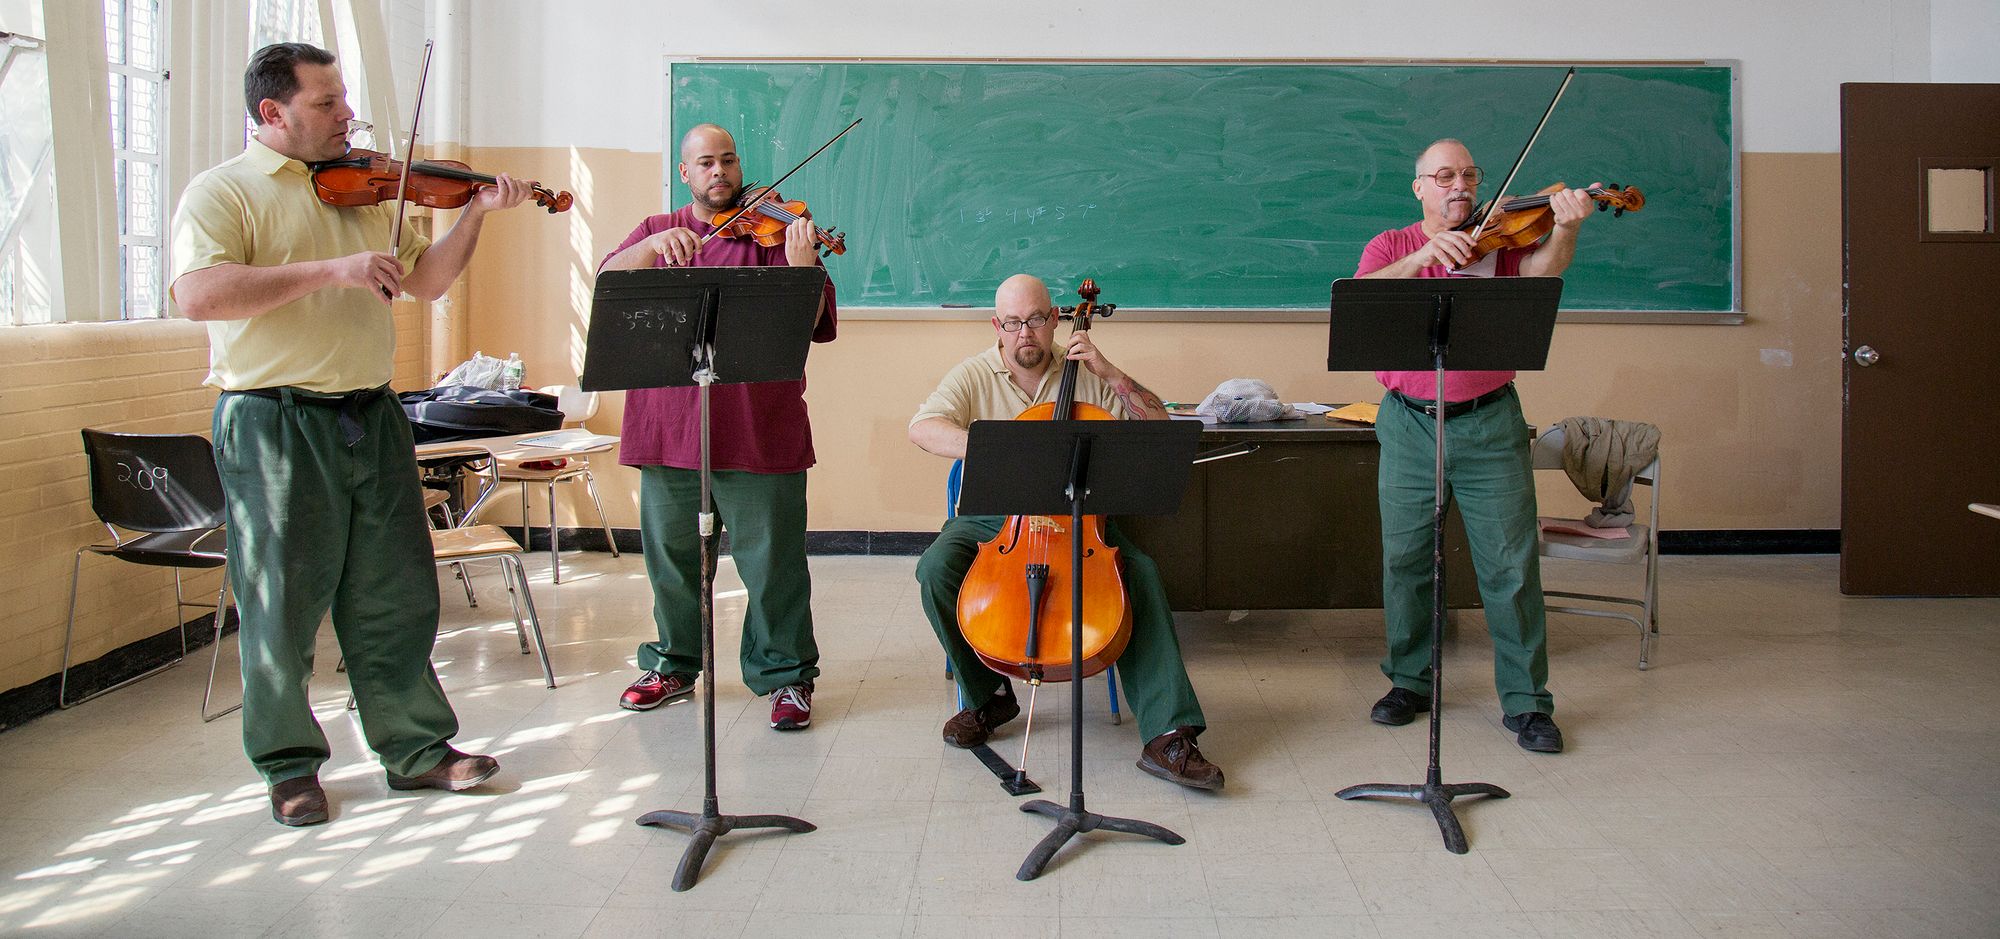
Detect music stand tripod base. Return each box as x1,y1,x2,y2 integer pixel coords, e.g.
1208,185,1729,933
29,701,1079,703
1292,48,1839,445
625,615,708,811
637,806,817,892
1335,777,1509,855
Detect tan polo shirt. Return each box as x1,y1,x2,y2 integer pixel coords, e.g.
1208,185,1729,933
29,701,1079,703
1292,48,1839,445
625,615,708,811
912,345,1134,428
169,138,430,393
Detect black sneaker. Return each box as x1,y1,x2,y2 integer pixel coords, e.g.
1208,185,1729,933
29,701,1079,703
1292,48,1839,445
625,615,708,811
1369,687,1432,726
1502,711,1564,753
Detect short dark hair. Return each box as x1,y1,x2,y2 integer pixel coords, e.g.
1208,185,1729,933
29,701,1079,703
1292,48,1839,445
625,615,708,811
244,42,336,125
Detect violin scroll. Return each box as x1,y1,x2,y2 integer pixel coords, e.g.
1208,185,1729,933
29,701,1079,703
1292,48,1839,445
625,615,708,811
1592,183,1644,218
1058,279,1116,327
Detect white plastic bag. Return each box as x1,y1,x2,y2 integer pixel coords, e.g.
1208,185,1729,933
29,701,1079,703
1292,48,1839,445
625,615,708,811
437,351,506,390
1196,378,1297,423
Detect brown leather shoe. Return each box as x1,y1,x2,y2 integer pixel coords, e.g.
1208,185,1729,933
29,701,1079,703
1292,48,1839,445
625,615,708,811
941,686,1021,748
270,775,329,827
386,747,500,792
1137,727,1224,790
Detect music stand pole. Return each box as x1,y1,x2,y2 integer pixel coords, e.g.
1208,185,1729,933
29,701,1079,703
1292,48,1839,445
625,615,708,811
1015,436,1186,881
1325,275,1559,855
609,277,819,890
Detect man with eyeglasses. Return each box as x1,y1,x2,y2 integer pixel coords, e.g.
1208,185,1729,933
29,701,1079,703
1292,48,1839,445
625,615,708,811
1353,138,1599,754
907,274,1223,790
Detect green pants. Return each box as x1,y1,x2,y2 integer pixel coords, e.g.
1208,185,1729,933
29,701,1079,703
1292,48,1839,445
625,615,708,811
915,515,1205,742
636,466,818,695
1376,385,1552,717
213,390,458,785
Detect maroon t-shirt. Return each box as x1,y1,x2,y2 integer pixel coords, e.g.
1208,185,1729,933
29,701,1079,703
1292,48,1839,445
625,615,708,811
603,206,838,473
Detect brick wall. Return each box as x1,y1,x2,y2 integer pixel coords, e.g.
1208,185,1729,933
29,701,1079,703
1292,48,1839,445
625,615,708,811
0,304,430,700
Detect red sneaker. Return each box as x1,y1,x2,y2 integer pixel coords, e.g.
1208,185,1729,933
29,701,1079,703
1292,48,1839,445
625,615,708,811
619,670,696,711
769,683,813,730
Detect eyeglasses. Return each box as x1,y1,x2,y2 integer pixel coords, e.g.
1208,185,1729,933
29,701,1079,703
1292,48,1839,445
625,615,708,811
1418,167,1483,187
997,313,1053,332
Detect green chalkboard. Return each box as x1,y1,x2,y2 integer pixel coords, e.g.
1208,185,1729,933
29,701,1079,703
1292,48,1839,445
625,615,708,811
667,62,1735,312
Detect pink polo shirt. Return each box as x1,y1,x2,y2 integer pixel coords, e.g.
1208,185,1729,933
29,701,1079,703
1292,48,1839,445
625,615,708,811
1355,222,1534,403
602,206,838,473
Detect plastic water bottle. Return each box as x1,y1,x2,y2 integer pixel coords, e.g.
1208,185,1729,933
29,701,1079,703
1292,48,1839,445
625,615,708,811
501,353,524,392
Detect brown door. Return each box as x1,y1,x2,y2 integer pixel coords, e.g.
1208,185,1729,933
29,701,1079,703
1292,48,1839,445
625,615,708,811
1841,83,2000,596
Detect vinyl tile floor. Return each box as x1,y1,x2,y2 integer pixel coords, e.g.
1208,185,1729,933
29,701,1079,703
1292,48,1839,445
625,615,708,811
2,551,1997,938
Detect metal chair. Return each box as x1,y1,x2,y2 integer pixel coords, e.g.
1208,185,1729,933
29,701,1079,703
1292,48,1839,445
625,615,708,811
1532,425,1662,670
494,384,618,583
944,459,1122,722
429,525,557,687
61,429,241,721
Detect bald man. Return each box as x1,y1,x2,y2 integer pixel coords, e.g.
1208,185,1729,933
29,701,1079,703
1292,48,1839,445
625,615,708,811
600,124,838,730
908,275,1222,790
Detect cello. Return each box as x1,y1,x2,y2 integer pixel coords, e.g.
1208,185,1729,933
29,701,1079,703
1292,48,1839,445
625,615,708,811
955,280,1133,766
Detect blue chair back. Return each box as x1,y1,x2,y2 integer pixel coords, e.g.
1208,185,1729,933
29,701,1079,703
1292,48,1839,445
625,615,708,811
945,458,964,519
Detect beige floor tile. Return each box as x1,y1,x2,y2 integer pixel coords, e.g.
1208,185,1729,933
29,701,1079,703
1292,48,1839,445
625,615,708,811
0,552,1996,935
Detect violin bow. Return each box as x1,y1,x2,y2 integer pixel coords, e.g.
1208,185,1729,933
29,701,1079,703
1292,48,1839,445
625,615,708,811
689,117,864,256
380,39,435,299
1461,66,1575,254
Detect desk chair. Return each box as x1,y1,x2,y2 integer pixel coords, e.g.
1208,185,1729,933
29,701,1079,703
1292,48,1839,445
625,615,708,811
1532,425,1662,670
945,459,1122,723
61,430,241,721
496,384,618,583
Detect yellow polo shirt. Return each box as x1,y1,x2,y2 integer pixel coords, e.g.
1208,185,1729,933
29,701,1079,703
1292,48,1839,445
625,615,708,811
912,345,1134,428
169,138,430,393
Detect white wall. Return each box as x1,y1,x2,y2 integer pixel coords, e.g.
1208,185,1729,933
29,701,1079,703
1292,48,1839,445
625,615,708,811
466,0,1965,154
1932,0,2000,81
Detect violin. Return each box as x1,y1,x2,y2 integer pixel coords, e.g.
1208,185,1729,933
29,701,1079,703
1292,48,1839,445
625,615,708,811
1454,182,1645,266
956,280,1133,690
706,186,846,257
310,148,574,214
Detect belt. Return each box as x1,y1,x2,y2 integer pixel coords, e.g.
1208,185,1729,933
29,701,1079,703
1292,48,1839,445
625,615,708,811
222,385,390,446
1390,383,1513,420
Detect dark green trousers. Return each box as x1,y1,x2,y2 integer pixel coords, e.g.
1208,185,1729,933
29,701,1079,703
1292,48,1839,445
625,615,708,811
1376,386,1553,717
213,390,458,785
636,466,818,695
915,515,1205,742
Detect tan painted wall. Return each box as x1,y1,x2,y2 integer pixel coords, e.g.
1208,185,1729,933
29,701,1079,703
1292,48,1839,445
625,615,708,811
459,146,1841,535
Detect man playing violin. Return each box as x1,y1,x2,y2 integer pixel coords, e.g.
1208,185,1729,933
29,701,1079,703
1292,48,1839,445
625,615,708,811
908,274,1222,790
600,124,837,730
169,43,538,826
1354,138,1599,754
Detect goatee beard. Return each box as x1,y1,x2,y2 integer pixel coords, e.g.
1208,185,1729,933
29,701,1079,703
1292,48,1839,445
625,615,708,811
1011,345,1046,370
693,185,739,213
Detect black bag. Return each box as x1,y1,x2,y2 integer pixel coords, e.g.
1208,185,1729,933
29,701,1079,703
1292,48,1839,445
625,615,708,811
399,386,563,444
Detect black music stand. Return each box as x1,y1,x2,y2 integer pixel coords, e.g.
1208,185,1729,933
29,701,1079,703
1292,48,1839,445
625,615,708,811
1325,275,1561,855
957,417,1203,881
581,265,827,891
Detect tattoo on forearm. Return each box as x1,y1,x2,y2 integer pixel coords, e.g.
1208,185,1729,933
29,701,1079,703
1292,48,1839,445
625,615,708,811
1113,377,1166,415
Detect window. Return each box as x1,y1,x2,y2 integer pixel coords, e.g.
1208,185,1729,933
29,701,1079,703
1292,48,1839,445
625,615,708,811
105,0,166,319
0,30,54,324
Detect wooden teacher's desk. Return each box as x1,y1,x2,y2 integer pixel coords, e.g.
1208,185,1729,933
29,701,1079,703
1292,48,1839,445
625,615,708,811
1118,412,1482,612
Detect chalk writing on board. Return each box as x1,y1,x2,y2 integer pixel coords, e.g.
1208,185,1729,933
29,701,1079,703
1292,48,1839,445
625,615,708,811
959,204,1099,225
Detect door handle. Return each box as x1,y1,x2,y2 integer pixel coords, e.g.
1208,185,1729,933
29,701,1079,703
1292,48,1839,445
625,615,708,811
1852,345,1880,367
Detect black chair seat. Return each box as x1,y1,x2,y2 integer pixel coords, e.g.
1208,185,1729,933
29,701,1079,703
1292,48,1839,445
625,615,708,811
89,528,227,569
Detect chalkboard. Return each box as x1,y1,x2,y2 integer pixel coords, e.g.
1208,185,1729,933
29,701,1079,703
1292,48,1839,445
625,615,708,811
666,62,1735,313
